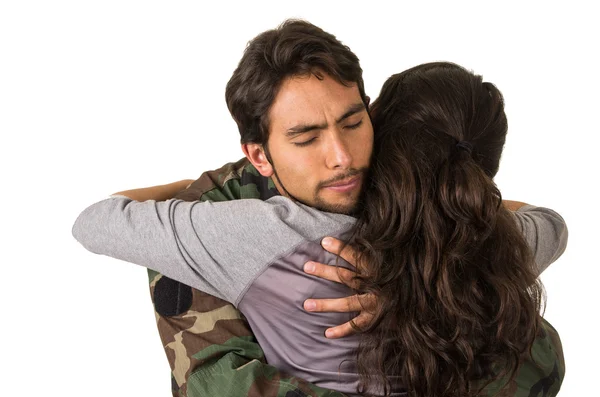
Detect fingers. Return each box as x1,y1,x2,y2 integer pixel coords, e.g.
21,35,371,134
321,237,360,268
304,294,364,313
304,293,376,313
304,261,359,287
324,312,375,339
303,293,378,338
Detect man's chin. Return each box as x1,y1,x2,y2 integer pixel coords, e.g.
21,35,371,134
312,198,358,215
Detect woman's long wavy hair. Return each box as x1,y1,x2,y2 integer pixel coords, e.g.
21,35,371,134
350,62,545,396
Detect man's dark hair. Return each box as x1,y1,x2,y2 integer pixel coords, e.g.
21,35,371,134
225,19,367,145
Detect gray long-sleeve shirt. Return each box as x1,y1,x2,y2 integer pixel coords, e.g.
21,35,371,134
72,196,568,396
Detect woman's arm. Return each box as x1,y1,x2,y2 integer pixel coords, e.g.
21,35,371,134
71,195,315,306
305,203,568,337
72,196,237,302
511,205,568,275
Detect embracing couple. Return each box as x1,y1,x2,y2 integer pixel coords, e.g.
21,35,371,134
73,19,567,397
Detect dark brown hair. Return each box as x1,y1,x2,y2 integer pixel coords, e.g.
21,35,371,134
350,62,544,396
225,19,368,145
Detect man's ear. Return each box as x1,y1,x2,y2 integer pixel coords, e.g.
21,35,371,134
241,143,274,177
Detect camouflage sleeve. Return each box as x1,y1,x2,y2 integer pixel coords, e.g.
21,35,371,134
148,157,347,397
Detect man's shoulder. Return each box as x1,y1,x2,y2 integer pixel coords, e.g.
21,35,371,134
174,157,278,202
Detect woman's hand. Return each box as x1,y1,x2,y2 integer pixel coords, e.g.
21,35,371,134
303,237,376,339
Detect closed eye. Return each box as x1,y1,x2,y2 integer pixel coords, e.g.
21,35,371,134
293,119,362,147
345,120,363,130
293,137,317,147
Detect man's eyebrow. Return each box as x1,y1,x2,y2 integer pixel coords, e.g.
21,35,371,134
285,122,327,137
285,103,366,137
335,103,366,123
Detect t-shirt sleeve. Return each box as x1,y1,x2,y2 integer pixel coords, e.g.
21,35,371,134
72,196,263,304
511,205,569,275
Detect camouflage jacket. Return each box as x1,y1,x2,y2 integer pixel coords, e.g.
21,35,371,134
148,157,565,397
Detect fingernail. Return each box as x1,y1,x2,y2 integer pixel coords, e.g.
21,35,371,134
325,329,335,338
304,300,316,311
322,237,332,247
304,262,315,273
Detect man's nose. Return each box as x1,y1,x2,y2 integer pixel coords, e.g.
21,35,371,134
325,131,353,170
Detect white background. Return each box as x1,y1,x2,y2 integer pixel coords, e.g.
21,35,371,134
1,1,597,396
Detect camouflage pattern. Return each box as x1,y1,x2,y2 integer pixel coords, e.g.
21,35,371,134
149,158,344,397
477,318,565,397
149,157,564,396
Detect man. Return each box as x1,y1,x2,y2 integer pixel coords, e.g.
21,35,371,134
150,19,374,397
133,20,564,396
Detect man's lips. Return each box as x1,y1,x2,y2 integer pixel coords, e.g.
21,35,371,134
323,175,362,192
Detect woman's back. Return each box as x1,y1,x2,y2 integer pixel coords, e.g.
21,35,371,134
350,62,557,396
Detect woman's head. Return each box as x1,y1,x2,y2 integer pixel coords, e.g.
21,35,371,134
370,62,507,179
350,63,543,397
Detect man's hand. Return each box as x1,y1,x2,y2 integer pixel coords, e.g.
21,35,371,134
303,237,376,339
502,200,529,211
112,179,195,202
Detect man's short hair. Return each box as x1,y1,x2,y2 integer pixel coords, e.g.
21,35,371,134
225,19,368,145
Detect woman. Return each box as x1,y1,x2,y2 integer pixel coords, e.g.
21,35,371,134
73,62,567,396
346,62,565,396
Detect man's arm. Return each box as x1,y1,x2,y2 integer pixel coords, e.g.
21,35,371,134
502,199,528,211
112,179,194,201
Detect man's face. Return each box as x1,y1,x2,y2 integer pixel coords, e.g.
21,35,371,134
265,73,374,214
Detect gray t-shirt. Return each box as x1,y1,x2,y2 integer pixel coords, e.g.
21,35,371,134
72,196,568,396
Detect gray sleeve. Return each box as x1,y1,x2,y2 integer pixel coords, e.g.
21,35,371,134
72,196,269,304
512,205,569,275
72,196,352,305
